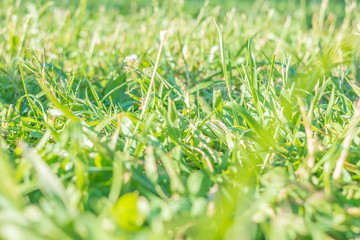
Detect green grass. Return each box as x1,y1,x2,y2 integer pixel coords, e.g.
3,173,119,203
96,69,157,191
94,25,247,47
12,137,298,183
1,0,360,239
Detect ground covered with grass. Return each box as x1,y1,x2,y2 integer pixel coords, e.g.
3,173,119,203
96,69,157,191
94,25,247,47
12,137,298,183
1,0,360,239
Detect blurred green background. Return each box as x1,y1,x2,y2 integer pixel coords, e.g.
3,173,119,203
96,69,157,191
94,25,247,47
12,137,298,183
8,0,347,16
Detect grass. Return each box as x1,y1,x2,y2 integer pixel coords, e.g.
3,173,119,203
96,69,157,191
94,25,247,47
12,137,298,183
1,0,360,239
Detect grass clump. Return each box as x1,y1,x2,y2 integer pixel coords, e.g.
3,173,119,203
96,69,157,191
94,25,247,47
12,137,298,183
1,0,360,239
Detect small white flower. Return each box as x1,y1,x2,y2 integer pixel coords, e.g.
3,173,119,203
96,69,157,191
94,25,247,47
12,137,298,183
124,54,138,63
123,54,140,72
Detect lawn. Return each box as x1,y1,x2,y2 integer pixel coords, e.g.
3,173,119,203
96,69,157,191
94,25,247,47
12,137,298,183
1,0,360,239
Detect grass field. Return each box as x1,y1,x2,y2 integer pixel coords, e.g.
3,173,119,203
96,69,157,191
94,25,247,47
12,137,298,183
1,0,360,239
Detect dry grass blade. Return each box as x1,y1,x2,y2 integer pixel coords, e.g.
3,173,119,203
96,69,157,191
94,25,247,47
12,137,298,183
333,100,360,180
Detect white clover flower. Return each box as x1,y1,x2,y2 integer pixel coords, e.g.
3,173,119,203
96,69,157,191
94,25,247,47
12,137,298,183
124,54,138,63
123,54,140,72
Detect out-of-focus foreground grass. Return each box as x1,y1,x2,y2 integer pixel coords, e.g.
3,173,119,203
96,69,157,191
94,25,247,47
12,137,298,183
1,0,360,239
